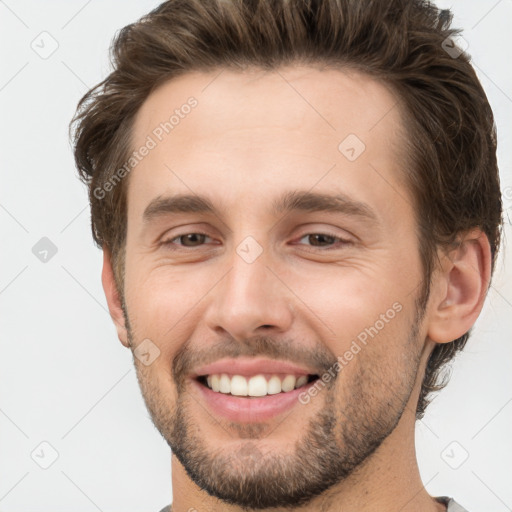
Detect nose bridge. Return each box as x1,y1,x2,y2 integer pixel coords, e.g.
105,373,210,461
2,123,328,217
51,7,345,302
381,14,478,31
205,238,293,340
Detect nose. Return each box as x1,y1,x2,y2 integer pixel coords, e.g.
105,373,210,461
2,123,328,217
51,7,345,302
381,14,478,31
203,244,294,342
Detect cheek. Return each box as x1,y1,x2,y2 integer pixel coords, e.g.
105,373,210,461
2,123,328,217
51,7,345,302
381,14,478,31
329,304,421,415
292,267,420,380
330,305,410,366
123,264,219,379
292,266,408,335
124,263,201,329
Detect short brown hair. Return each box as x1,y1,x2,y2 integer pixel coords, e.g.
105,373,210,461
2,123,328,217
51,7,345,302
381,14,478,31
70,0,502,418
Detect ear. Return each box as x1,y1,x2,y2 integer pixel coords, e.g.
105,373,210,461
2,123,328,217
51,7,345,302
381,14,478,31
427,229,492,344
101,246,130,348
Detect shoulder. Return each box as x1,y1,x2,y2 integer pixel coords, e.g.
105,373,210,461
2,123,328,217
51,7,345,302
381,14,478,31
436,496,470,512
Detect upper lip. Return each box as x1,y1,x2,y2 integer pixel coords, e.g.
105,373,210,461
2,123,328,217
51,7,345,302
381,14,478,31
191,357,319,378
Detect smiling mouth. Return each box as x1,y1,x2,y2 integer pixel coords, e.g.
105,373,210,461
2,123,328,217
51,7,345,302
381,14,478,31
196,373,319,398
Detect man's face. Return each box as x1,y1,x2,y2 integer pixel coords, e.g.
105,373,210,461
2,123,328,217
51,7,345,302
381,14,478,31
119,66,431,507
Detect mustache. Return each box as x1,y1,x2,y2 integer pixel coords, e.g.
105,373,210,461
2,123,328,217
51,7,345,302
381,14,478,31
172,335,339,386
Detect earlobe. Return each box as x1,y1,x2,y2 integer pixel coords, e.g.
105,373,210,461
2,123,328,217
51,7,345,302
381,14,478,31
101,246,130,348
427,229,491,344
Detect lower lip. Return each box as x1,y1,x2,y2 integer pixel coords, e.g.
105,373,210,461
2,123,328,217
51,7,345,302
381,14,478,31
191,378,314,423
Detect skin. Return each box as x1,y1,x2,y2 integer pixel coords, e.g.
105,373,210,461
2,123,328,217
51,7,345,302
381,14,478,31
101,66,491,512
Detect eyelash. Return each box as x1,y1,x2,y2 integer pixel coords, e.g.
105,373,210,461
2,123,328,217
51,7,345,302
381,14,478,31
161,231,350,251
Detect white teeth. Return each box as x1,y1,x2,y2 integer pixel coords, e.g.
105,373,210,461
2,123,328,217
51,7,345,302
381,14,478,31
267,375,282,395
211,374,220,392
203,373,312,396
281,375,296,392
248,375,267,396
219,373,231,393
230,375,248,396
296,375,308,388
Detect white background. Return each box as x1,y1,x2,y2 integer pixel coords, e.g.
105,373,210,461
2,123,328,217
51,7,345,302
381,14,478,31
0,1,511,511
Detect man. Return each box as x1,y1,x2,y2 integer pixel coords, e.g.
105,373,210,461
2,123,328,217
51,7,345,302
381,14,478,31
70,0,502,510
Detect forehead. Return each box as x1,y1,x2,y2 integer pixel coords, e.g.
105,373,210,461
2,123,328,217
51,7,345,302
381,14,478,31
133,65,403,144
128,66,409,221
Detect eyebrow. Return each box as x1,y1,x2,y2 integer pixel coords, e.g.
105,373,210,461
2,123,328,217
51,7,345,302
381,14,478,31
142,190,378,224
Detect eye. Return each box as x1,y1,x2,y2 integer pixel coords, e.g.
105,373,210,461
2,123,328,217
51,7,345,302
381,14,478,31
160,231,350,251
295,232,350,249
162,232,214,248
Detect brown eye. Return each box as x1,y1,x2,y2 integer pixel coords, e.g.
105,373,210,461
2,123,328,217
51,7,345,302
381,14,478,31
297,233,348,249
163,232,212,248
304,234,336,246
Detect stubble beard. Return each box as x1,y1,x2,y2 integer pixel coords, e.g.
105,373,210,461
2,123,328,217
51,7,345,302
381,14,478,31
128,318,424,509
